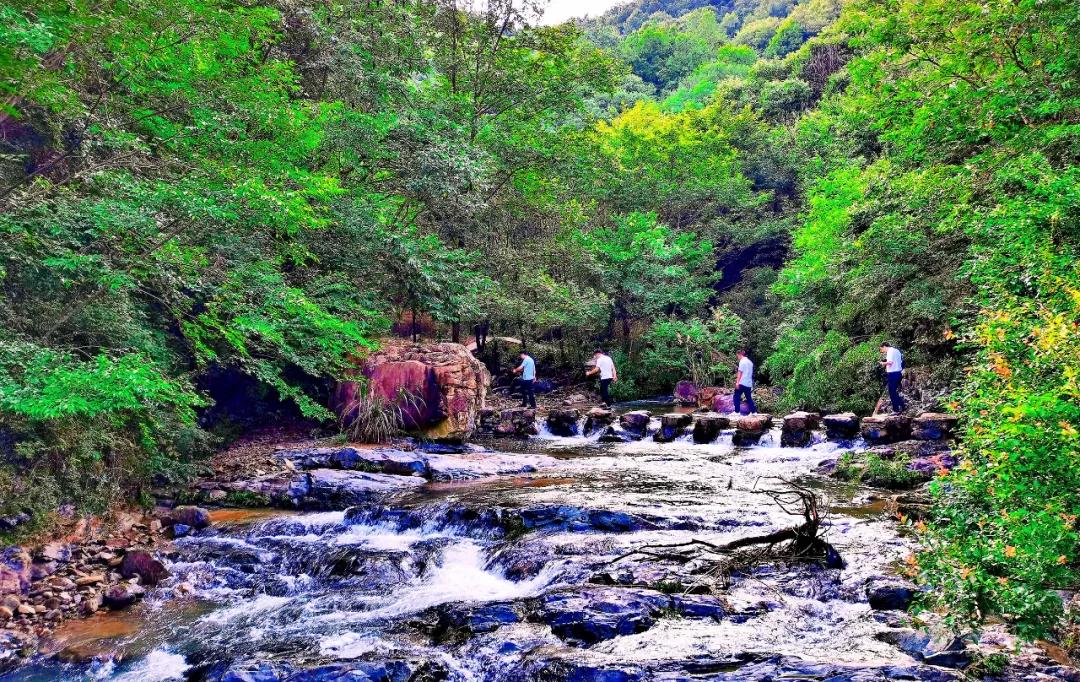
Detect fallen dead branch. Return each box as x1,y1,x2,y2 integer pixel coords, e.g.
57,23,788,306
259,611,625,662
605,479,844,586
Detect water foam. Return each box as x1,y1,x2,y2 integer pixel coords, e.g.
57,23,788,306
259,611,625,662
111,650,189,681
356,540,562,620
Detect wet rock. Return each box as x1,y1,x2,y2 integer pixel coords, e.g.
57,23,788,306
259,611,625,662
654,413,692,443
618,410,652,438
866,577,916,610
583,407,615,434
424,451,556,481
781,411,820,447
288,661,423,682
120,550,169,586
546,409,581,437
911,413,960,441
692,412,729,443
513,505,658,534
860,415,912,444
822,412,860,440
430,601,523,643
878,630,972,670
206,660,292,682
332,340,490,442
674,380,699,406
536,588,670,645
306,469,426,507
669,594,730,621
102,582,145,609
172,524,193,538
0,605,11,621
733,414,772,445
597,426,632,443
170,505,211,530
509,659,647,682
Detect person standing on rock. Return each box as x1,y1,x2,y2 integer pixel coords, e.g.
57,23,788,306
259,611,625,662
513,350,537,409
586,348,617,407
880,342,906,413
734,350,756,415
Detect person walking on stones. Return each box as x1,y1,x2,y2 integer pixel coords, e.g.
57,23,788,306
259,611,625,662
733,349,756,415
880,342,906,413
513,350,537,409
586,348,617,407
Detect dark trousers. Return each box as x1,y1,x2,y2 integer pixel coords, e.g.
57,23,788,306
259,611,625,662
733,385,756,415
519,379,536,408
599,378,613,406
886,371,905,412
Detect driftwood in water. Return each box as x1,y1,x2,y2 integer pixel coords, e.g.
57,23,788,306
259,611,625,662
606,480,844,581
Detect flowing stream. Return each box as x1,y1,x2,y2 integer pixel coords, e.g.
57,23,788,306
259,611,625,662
3,401,947,682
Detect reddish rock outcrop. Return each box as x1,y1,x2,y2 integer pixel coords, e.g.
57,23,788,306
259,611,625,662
332,340,490,442
697,387,735,414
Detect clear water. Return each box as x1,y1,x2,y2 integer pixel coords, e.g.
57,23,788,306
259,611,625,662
3,412,928,681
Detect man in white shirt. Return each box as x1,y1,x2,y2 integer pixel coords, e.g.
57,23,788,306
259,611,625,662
513,350,537,408
879,342,906,413
734,349,756,415
585,348,617,406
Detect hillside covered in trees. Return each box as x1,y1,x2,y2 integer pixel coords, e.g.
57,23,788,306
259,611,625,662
1,0,1078,647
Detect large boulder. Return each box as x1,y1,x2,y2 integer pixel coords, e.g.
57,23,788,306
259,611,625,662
332,340,490,442
673,380,699,406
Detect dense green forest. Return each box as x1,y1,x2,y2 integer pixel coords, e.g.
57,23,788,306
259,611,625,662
1,0,1078,644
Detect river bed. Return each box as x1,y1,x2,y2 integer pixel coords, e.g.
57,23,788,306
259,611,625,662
2,404,953,682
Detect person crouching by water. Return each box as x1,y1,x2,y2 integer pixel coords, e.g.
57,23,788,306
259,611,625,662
513,350,537,409
734,349,756,415
586,348,617,407
879,342,906,414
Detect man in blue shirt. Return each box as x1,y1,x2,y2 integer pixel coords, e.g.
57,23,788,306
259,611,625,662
514,350,537,408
